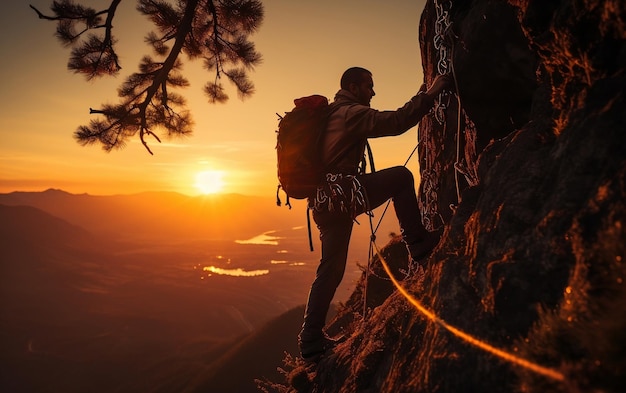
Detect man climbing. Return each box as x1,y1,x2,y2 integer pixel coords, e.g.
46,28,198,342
299,67,452,362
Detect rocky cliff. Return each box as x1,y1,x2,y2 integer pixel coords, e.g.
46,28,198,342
261,0,625,392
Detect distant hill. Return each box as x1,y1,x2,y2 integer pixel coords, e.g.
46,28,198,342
152,305,308,393
0,203,92,247
196,306,303,393
0,204,97,300
0,189,303,242
174,304,337,393
0,205,114,393
0,203,316,393
0,188,399,263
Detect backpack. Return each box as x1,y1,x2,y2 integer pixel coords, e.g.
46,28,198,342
276,95,331,207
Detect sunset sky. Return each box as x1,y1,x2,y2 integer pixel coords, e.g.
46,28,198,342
0,0,427,197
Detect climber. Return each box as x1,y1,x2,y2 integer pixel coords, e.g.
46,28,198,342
298,66,452,362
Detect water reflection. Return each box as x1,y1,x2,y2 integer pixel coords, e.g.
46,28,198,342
203,266,269,277
270,260,305,266
235,230,282,245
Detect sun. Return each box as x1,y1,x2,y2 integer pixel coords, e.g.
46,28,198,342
194,170,225,194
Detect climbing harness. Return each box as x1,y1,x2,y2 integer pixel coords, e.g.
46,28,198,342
310,173,367,219
306,141,376,251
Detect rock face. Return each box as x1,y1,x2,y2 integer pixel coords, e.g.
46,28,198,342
263,1,626,392
418,0,538,229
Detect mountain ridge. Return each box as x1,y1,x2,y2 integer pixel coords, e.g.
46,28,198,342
0,203,92,246
0,188,397,264
0,188,302,242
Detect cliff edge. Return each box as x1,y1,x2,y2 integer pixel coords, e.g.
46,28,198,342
261,1,625,392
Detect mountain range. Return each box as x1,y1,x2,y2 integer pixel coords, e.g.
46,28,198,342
0,189,299,242
0,194,342,392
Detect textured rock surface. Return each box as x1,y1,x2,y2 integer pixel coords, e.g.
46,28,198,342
262,1,626,392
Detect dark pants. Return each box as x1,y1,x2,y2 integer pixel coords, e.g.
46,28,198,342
299,166,431,344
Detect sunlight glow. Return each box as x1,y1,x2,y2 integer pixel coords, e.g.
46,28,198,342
194,170,225,194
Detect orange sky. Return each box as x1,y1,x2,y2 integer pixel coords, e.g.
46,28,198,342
0,0,427,197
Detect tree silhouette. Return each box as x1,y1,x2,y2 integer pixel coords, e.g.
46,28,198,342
31,0,263,154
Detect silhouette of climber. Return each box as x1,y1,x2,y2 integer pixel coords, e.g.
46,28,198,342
299,67,452,361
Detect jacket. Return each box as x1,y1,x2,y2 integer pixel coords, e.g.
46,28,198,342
322,88,435,174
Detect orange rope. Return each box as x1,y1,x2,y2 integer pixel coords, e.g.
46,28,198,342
372,241,565,382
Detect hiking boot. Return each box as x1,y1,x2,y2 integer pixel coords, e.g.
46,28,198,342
299,333,344,363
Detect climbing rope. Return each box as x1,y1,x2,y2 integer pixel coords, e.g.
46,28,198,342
361,140,420,321
371,239,567,383
362,143,419,286
450,53,464,204
361,174,566,382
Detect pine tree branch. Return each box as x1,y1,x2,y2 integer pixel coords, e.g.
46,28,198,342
137,0,199,154
36,0,263,154
30,1,122,77
102,0,122,72
29,4,107,21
